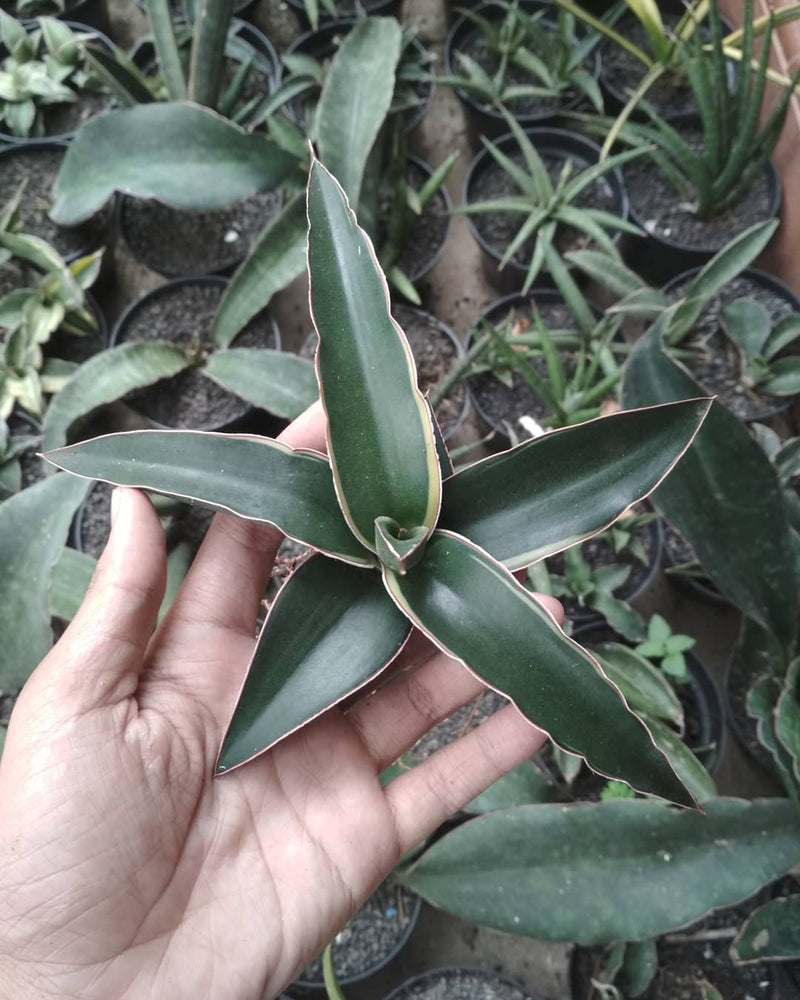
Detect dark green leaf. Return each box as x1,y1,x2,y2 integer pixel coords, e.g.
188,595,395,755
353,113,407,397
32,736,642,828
620,939,658,998
399,798,800,944
45,430,374,566
623,324,798,656
384,531,693,805
439,400,709,569
188,0,233,107
307,159,441,551
465,761,555,813
217,555,410,770
146,0,187,99
83,44,156,105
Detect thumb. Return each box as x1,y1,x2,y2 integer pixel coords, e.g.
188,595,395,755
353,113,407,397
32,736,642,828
31,487,166,715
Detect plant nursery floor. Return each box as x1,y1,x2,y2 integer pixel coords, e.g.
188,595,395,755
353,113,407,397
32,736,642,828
98,2,800,998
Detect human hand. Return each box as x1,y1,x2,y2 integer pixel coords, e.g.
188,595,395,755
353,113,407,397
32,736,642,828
0,402,563,1000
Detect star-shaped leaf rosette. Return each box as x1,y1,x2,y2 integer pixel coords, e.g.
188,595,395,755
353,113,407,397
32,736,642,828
45,159,711,806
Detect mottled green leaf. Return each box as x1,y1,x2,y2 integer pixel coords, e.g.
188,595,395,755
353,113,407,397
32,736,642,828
400,798,800,944
732,896,800,963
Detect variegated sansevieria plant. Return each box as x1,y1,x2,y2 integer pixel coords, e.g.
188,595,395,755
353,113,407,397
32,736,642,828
44,158,710,805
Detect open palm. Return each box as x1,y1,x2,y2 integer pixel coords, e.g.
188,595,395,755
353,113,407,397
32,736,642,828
0,404,559,1000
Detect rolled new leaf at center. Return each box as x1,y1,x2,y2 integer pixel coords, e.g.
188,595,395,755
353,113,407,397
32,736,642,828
307,159,441,554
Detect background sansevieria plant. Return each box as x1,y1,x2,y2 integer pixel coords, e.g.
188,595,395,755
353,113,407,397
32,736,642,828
45,158,711,805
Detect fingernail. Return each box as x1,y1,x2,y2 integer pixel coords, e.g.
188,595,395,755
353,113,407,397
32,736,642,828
110,488,122,528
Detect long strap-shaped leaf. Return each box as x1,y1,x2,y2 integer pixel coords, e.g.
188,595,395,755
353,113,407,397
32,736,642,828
42,343,192,452
0,473,88,688
51,104,298,226
383,530,692,805
44,431,374,567
623,323,798,658
188,0,233,108
145,0,187,100
398,798,800,944
217,554,411,771
307,159,441,557
203,348,318,420
315,17,401,208
212,194,308,349
439,399,709,569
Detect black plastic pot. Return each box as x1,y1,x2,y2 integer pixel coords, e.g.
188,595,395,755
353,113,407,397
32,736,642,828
573,621,725,774
18,0,110,34
109,275,284,435
465,289,602,446
620,115,783,287
282,21,433,133
445,1,602,143
292,883,421,990
284,0,401,30
0,142,112,265
660,265,800,424
462,127,629,295
0,21,116,146
116,185,284,279
130,18,280,93
383,966,543,1000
